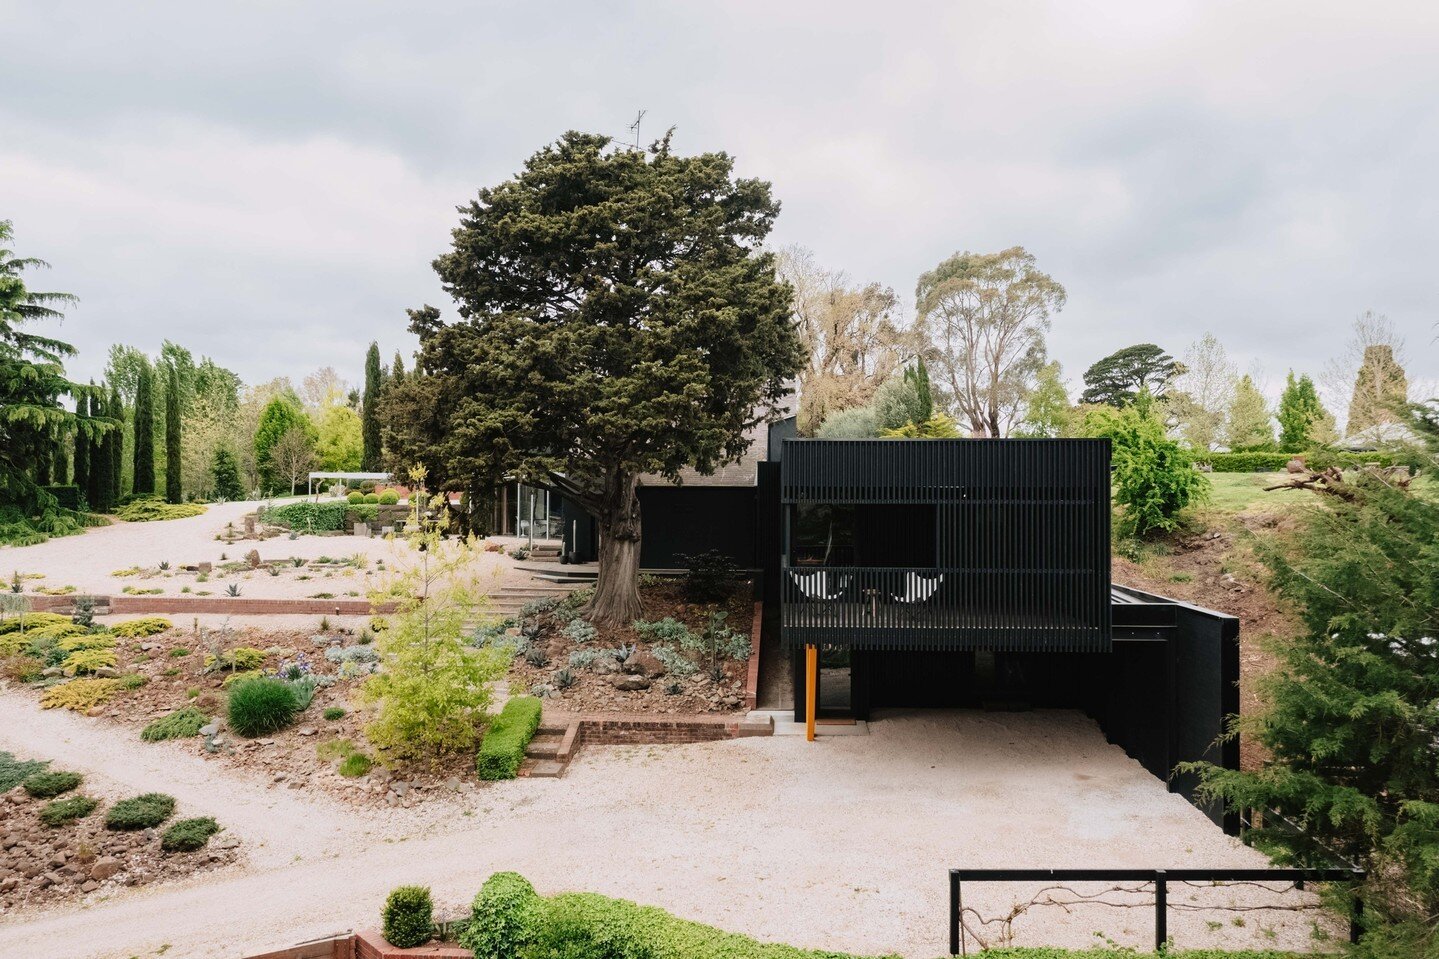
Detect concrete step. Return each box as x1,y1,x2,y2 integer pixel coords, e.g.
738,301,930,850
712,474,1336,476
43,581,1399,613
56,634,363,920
525,734,565,759
530,571,598,584
518,758,567,778
747,710,869,737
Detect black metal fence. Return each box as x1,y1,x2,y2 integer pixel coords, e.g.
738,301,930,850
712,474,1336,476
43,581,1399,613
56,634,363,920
948,867,1365,954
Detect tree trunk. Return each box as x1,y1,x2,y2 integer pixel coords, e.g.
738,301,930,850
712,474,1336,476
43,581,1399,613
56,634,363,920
585,468,643,627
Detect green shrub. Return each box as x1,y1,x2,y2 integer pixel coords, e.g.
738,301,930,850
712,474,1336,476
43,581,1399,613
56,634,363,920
382,885,434,949
161,816,220,852
461,872,544,959
141,707,209,742
1085,394,1207,537
111,617,173,638
105,792,175,830
476,696,543,781
41,484,86,511
205,646,266,671
114,498,206,522
40,794,98,827
338,752,373,777
347,491,365,504
262,502,350,532
323,706,346,721
23,770,82,798
227,677,299,736
378,490,399,505
364,492,380,504
1303,449,1395,471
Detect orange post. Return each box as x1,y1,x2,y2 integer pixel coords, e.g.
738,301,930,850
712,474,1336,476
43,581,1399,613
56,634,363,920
805,644,817,741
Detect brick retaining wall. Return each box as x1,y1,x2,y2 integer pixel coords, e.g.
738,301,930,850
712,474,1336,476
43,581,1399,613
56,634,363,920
25,595,396,616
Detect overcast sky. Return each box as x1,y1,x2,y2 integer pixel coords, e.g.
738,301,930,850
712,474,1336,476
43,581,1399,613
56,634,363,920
3,1,1436,409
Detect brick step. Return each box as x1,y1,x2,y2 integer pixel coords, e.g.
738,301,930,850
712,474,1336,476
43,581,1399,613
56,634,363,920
517,758,566,778
524,734,565,759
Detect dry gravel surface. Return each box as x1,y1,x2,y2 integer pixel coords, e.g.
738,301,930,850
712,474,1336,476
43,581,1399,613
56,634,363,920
0,695,1334,959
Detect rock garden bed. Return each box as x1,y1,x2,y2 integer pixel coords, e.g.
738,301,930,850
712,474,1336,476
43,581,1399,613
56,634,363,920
0,750,238,915
493,577,753,714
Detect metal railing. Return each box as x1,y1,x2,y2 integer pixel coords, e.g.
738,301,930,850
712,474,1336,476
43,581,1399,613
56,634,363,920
948,867,1366,955
780,564,1108,652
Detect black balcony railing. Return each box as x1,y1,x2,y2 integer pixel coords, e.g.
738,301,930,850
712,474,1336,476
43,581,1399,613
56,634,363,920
780,564,1108,652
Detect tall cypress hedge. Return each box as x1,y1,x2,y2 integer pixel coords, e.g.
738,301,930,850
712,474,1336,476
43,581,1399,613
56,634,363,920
165,364,182,503
132,363,155,496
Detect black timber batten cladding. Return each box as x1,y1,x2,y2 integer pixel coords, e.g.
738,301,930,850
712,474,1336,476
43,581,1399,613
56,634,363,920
780,438,1112,653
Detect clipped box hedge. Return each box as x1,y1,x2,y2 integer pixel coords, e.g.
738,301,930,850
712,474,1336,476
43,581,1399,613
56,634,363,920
261,502,382,531
1200,450,1396,473
458,872,1302,959
476,697,542,781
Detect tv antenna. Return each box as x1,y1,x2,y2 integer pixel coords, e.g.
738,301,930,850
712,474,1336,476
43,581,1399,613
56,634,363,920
628,109,647,150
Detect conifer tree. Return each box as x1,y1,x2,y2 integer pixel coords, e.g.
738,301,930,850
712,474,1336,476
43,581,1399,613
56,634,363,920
1277,371,1330,450
1225,374,1273,449
362,342,382,470
211,447,243,500
85,390,106,511
165,363,182,502
73,384,91,498
132,361,155,496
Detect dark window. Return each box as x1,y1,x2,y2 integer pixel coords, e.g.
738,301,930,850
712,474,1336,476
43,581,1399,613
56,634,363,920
791,503,855,566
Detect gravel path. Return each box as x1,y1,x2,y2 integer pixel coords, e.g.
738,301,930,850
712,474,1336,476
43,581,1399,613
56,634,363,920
0,700,1329,959
0,499,530,601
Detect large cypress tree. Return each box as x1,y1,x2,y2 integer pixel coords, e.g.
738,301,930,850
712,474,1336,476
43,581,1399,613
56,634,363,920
405,131,802,624
107,385,123,508
132,361,156,496
73,382,91,498
85,389,106,510
165,363,182,503
361,341,382,470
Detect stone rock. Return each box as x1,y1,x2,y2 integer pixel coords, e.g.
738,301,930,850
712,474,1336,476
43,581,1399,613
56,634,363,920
85,706,106,717
392,781,409,797
93,667,120,679
611,673,652,691
623,651,666,678
89,857,121,881
0,877,18,893
41,667,63,678
213,833,241,850
297,726,316,737
80,879,99,893
590,656,620,675
1286,457,1307,473
199,722,220,737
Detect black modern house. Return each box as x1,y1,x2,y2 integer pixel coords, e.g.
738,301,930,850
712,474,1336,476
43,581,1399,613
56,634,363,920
560,424,1241,830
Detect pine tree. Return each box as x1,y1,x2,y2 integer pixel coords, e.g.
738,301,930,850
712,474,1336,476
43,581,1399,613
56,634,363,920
391,350,405,382
1190,477,1439,954
901,358,934,422
1225,374,1273,449
1276,371,1330,451
165,363,182,503
362,341,382,470
132,362,155,496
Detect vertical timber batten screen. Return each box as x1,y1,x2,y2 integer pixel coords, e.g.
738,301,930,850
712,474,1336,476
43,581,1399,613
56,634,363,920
780,439,1112,653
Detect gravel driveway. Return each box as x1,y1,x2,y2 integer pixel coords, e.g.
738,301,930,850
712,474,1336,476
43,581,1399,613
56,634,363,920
0,698,1329,959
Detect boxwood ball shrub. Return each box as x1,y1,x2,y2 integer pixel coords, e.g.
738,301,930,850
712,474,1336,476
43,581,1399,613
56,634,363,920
22,770,83,798
476,696,543,781
227,676,299,737
347,490,365,504
40,794,99,827
381,884,434,949
363,492,380,504
106,792,175,830
161,816,220,852
461,872,544,959
378,490,399,505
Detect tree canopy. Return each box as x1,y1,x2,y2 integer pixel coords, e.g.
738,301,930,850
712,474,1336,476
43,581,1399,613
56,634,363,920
1078,343,1177,407
917,246,1063,437
402,131,803,623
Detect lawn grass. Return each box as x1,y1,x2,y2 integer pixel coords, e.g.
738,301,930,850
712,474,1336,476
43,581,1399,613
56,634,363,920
1200,472,1307,515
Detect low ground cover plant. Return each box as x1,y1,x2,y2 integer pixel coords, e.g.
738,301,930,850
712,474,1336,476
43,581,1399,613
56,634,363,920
105,792,175,830
161,816,220,852
114,498,206,522
0,751,47,791
22,770,82,798
39,794,99,827
141,707,209,742
111,617,173,638
41,677,122,711
476,696,542,781
382,884,435,948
